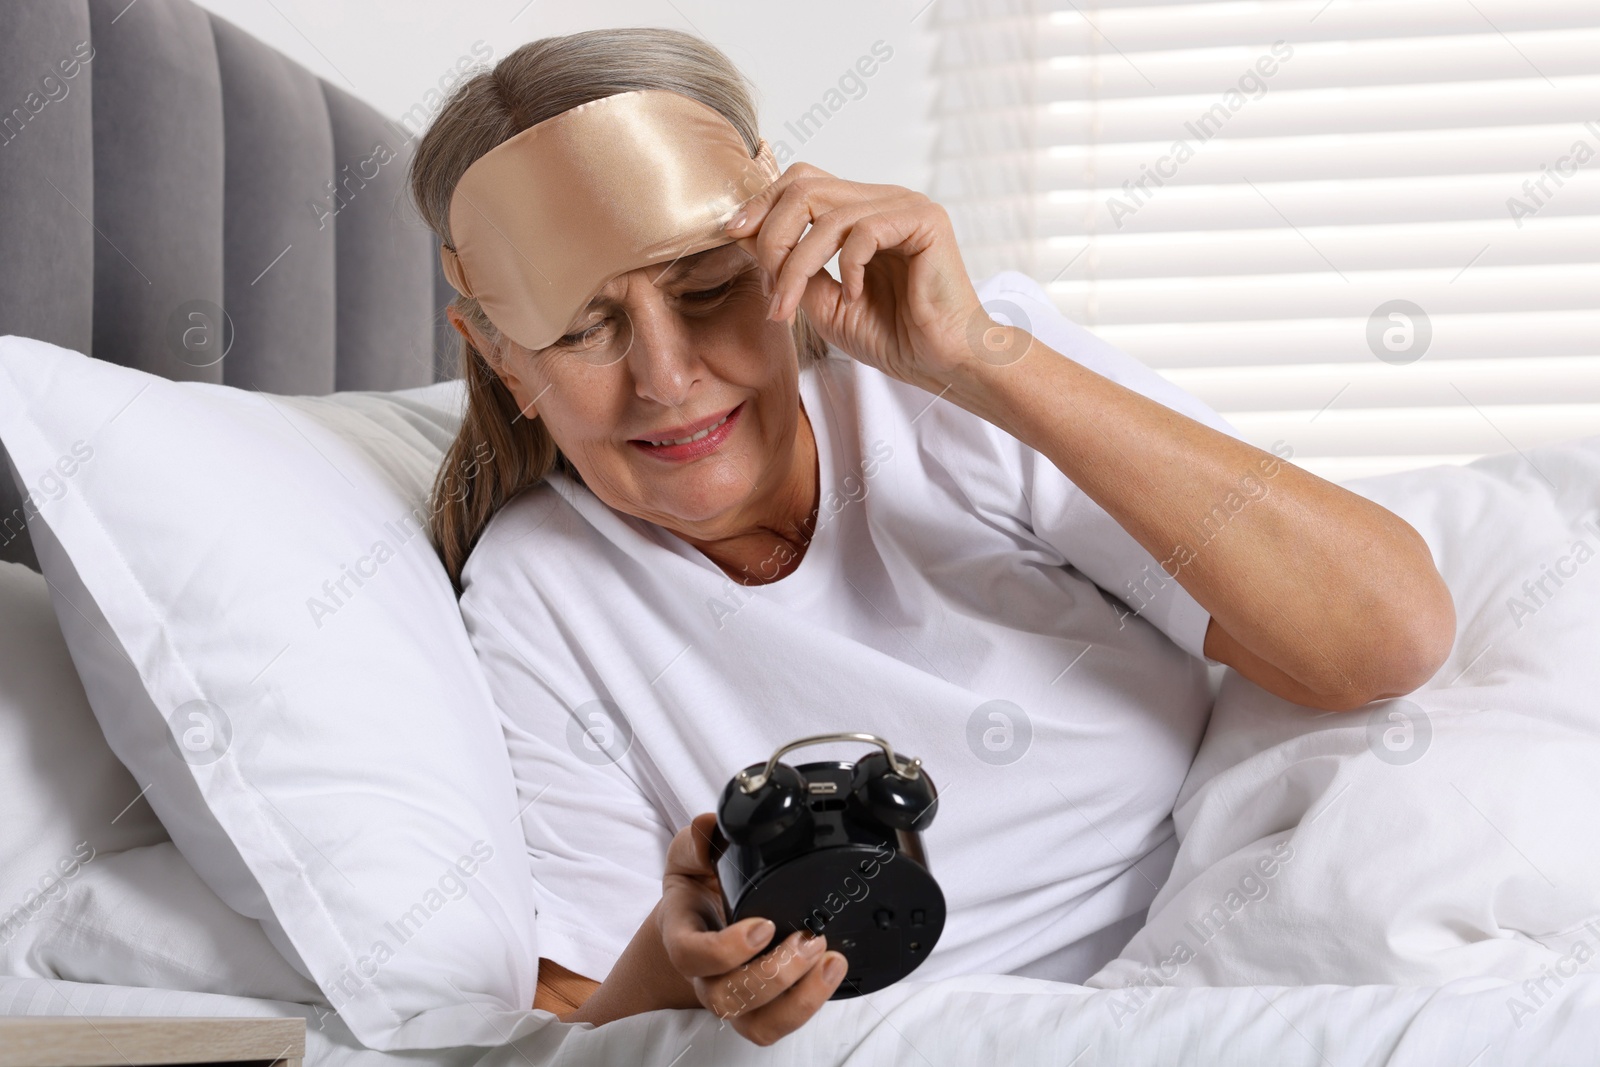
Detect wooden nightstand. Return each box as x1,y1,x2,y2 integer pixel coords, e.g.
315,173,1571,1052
0,1017,304,1067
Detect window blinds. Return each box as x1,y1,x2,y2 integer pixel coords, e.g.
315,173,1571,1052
933,0,1600,480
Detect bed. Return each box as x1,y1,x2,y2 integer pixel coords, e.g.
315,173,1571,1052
3,2,1599,1064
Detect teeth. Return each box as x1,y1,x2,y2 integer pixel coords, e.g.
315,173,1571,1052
648,412,730,447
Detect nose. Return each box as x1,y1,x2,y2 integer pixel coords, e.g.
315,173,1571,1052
620,273,706,411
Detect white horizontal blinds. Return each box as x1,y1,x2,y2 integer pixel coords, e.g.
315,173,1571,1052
933,0,1600,480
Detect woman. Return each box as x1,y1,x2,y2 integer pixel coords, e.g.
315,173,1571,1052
409,29,1454,1046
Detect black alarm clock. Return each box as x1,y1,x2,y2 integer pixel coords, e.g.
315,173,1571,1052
713,733,946,999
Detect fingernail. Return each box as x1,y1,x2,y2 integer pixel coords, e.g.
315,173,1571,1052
798,932,826,957
726,210,748,231
767,291,782,320
823,954,848,984
746,919,775,948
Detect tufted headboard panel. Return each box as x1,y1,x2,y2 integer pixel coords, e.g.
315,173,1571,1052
0,0,461,568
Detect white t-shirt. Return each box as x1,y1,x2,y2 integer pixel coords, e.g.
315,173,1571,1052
458,271,1246,987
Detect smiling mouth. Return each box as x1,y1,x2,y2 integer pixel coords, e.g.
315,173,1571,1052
629,403,744,461
641,410,734,446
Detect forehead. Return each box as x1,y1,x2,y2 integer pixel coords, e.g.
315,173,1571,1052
588,243,747,303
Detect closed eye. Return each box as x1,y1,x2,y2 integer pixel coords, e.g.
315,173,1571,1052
683,279,736,302
555,319,614,348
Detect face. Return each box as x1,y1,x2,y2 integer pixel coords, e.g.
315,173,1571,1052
456,243,810,542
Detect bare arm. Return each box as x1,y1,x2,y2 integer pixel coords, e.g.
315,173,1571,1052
548,900,697,1025
943,335,1456,711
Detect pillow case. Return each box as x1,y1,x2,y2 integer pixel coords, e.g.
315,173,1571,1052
0,560,169,946
0,560,313,1002
0,336,536,1050
1,839,323,1006
1090,437,1600,996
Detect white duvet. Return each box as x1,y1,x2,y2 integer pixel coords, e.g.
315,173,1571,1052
1090,435,1600,1010
6,970,1600,1066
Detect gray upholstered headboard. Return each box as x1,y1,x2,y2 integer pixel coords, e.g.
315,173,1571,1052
0,0,458,569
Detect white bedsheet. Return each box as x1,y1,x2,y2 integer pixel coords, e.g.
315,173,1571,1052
4,971,1599,1066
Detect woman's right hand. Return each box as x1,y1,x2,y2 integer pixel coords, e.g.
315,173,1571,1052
659,813,848,1046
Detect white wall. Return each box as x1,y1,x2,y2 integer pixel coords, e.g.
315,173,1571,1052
188,0,936,191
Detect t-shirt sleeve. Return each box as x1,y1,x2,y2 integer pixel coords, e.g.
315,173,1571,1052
458,556,673,984
975,271,1251,665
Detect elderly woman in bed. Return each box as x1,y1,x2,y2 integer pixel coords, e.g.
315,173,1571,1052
409,29,1454,1047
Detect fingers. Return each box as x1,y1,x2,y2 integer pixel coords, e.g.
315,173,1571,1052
656,811,848,1044
735,947,848,1046
698,932,849,1045
766,206,860,320
660,813,775,978
726,165,910,312
661,892,775,978
724,161,831,241
746,175,851,302
664,813,724,878
836,210,924,305
697,929,823,1017
782,206,919,319
768,201,941,323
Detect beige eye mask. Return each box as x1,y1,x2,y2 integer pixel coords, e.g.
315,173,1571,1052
437,88,780,351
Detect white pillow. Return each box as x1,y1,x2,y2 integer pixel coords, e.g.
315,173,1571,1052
0,336,537,1050
1,840,323,1005
0,558,318,1005
1090,438,1600,995
0,560,169,941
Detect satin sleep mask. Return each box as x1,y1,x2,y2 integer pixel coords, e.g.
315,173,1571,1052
437,89,780,350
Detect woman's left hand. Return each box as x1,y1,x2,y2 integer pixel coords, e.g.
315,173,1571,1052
725,163,1024,395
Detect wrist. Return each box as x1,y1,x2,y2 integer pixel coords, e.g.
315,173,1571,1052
940,325,1040,438
562,901,698,1026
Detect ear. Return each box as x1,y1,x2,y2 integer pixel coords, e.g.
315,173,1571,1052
445,303,487,353
446,305,540,420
